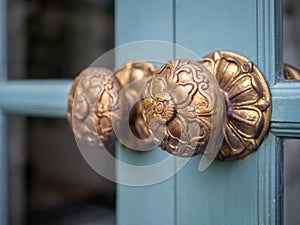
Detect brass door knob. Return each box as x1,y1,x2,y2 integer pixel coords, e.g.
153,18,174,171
284,63,300,80
68,51,272,161
68,61,155,149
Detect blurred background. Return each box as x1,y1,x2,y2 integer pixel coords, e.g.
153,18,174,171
283,0,300,224
7,0,115,224
4,0,300,224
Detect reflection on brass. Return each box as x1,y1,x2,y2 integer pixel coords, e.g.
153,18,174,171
67,70,85,129
114,61,156,88
68,61,156,148
67,67,122,147
68,52,272,161
284,63,300,80
142,59,223,157
200,51,272,160
114,61,156,141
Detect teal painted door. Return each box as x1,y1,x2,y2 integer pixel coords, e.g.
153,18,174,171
0,0,299,225
116,0,299,225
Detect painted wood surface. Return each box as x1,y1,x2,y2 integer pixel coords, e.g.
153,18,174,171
0,0,296,224
115,1,176,225
272,82,300,123
115,0,292,225
175,0,282,224
0,80,72,117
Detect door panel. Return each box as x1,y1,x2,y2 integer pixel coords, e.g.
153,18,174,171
116,0,283,225
116,1,176,225
175,0,257,58
175,1,280,224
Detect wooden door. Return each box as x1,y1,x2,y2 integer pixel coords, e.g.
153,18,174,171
0,0,299,225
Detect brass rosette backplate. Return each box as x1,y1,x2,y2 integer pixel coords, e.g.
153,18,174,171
68,51,272,161
200,51,272,160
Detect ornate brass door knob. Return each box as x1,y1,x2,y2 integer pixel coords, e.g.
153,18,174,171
68,51,272,161
68,61,156,149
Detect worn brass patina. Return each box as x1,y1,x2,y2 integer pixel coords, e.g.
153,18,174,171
200,51,272,160
67,61,155,147
142,59,225,157
68,67,121,147
114,61,156,141
68,51,272,161
284,63,300,80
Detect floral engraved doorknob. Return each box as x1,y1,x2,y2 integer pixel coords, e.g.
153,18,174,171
142,59,226,157
68,61,155,149
67,67,122,148
68,51,272,161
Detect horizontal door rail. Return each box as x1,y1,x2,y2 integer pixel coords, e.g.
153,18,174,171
0,80,299,137
0,80,72,117
271,81,300,123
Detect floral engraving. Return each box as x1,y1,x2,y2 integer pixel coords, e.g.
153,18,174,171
200,51,271,160
142,59,220,157
68,67,121,147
